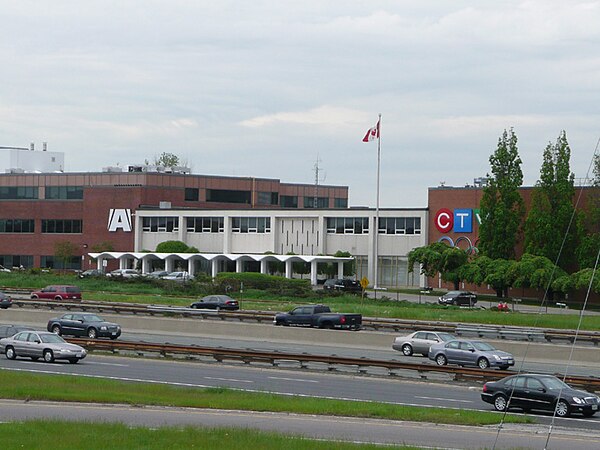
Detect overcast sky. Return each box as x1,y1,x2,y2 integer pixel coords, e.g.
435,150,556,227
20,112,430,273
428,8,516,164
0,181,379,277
2,1,600,207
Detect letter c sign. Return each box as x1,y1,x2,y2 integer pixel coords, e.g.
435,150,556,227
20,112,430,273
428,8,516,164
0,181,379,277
435,208,453,233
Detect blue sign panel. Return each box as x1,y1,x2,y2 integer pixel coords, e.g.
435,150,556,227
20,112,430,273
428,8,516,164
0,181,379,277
453,209,472,233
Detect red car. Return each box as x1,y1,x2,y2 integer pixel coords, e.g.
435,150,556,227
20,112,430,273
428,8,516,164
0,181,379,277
30,285,82,301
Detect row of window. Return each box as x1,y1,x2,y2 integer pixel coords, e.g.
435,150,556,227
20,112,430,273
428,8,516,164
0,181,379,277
0,186,84,200
142,217,179,232
0,255,33,268
0,219,35,233
186,217,224,233
326,217,422,235
145,216,272,234
0,219,82,233
326,217,370,234
378,217,421,235
231,217,271,233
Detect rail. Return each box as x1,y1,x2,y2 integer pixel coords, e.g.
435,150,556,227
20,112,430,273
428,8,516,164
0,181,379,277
66,338,600,392
8,298,600,346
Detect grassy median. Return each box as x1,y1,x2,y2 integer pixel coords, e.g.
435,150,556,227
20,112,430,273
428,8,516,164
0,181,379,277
0,370,531,426
0,421,421,450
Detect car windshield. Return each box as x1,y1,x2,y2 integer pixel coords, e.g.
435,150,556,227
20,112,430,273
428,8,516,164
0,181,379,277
445,291,460,297
40,334,66,344
438,333,455,342
83,315,103,322
473,342,496,351
541,377,570,390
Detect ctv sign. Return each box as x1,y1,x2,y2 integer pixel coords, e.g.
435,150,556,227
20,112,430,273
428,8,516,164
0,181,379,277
434,208,480,233
108,209,132,232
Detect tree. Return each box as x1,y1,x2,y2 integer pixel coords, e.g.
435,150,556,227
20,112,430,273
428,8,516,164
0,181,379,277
408,242,468,290
91,241,114,253
576,153,600,269
154,152,180,168
54,241,79,270
155,240,194,253
478,128,525,260
524,131,579,270
507,253,566,300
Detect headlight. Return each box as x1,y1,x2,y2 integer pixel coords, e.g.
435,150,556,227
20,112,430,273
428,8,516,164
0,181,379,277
493,355,501,360
100,326,107,330
572,397,584,404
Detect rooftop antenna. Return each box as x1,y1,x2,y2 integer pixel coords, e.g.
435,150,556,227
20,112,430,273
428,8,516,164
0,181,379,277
313,155,326,208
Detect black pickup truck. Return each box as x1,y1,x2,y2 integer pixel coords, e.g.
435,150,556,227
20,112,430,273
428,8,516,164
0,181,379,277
273,304,362,330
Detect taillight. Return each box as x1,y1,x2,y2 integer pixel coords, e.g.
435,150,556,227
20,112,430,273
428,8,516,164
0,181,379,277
340,316,346,324
483,384,488,393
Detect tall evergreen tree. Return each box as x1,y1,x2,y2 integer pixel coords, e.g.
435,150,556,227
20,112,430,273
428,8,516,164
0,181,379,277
524,131,579,270
478,129,525,259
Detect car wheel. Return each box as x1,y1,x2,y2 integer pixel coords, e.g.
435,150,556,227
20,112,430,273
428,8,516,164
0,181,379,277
435,354,447,366
477,358,490,369
51,325,61,335
68,358,79,364
493,394,508,412
401,344,413,356
31,294,39,299
54,296,63,301
555,400,570,417
43,349,54,363
190,304,197,309
110,335,118,340
87,328,97,339
5,346,16,360
499,365,509,370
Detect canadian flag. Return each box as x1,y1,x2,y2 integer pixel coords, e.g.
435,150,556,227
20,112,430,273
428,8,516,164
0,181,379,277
362,119,380,142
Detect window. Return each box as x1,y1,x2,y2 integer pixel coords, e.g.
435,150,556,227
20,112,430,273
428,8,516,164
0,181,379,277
41,220,82,233
0,219,34,233
0,186,38,199
334,198,348,208
280,195,298,208
326,217,369,234
184,188,199,201
303,196,329,208
186,217,224,233
45,186,83,200
206,189,251,204
0,255,33,268
257,191,278,205
231,217,271,233
41,255,81,270
378,217,421,235
142,217,179,232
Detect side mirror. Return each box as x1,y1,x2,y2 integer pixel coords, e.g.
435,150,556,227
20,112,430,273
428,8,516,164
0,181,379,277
35,340,41,344
470,348,475,352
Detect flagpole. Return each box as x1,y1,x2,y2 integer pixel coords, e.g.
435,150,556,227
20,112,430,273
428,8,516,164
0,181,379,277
374,113,381,289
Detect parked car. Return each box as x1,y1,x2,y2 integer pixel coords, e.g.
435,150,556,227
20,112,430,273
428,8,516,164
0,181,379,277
47,313,121,339
482,374,600,417
0,265,10,273
78,269,103,278
30,285,82,301
145,270,169,279
392,331,456,356
0,292,12,309
162,271,192,282
0,324,35,339
191,295,240,311
106,269,140,278
438,290,477,306
274,304,362,330
323,278,362,293
1,330,87,363
428,339,515,370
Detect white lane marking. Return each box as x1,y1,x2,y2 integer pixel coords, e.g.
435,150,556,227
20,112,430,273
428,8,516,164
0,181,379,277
204,376,253,384
84,361,129,367
415,396,473,403
268,376,319,383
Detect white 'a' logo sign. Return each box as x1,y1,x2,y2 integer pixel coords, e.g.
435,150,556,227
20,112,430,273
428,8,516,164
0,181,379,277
108,209,132,232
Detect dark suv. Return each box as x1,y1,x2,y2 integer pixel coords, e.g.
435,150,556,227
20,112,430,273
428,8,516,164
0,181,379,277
438,290,477,306
30,285,82,301
323,278,362,293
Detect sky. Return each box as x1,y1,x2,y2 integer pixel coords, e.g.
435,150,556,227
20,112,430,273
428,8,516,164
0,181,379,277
2,1,600,208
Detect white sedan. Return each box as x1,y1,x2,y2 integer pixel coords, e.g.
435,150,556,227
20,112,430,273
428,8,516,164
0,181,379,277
392,330,456,356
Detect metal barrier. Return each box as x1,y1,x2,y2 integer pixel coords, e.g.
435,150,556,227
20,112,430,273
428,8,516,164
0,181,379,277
66,337,600,391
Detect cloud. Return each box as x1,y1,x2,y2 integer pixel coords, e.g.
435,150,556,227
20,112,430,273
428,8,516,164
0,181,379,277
239,106,370,129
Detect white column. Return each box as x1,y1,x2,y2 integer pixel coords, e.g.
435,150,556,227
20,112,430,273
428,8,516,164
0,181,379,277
97,258,104,271
310,260,318,286
211,259,219,278
236,259,243,274
119,257,126,269
165,258,173,273
285,260,293,279
337,261,344,279
260,259,268,274
142,257,150,274
187,259,195,277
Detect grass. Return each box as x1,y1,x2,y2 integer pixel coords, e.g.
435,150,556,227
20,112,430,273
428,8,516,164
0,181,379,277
0,370,532,426
0,421,422,450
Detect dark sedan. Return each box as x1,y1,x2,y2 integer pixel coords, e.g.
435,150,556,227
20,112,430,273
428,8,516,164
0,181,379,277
190,295,240,311
0,292,12,309
438,290,477,306
482,374,600,417
47,313,121,339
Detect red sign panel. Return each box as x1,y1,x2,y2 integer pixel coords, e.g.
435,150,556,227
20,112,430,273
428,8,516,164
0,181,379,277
434,208,453,233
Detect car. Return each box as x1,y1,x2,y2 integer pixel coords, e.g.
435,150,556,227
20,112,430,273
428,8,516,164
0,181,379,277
0,265,10,272
0,324,35,339
392,331,456,356
78,269,103,278
145,270,169,279
481,374,600,417
163,271,192,282
1,330,87,363
190,295,240,311
323,278,362,293
428,339,515,370
106,268,140,278
0,292,12,309
438,290,477,306
30,285,82,301
47,313,121,339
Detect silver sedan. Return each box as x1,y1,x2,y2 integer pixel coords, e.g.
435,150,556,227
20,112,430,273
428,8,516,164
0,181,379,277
392,331,456,356
1,330,87,363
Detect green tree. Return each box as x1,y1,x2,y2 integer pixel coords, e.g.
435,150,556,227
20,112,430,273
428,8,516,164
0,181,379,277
154,152,180,168
408,242,468,290
54,241,79,270
507,253,566,300
524,131,579,270
576,153,600,269
478,128,525,259
90,241,114,253
155,240,193,253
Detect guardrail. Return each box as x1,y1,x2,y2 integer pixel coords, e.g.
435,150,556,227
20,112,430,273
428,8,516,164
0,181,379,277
9,298,600,346
66,338,600,392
